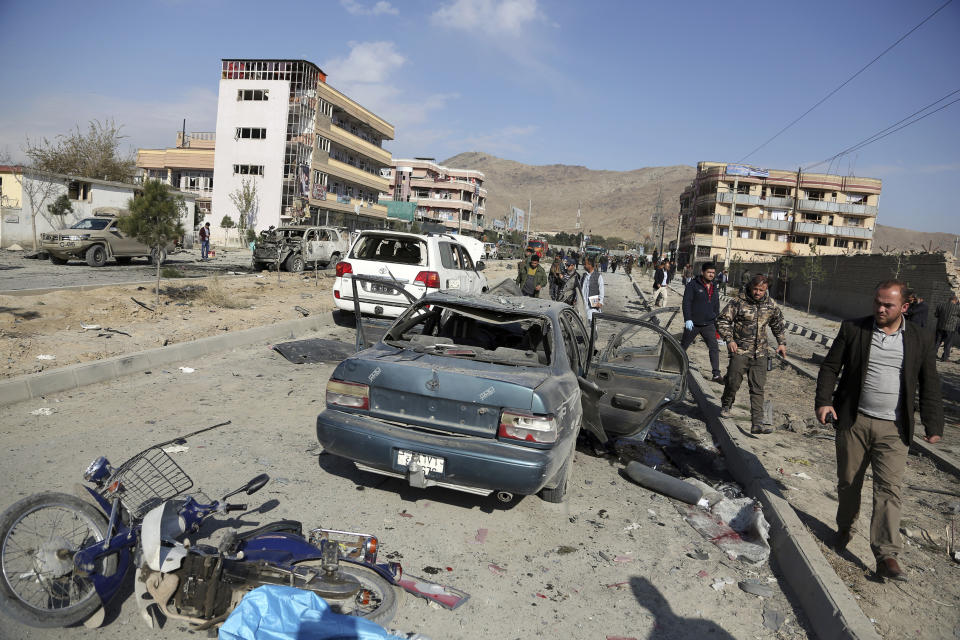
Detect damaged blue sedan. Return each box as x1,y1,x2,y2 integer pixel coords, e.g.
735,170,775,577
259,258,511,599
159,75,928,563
316,289,688,502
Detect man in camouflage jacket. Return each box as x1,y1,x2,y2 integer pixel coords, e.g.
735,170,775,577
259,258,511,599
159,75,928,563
717,274,788,433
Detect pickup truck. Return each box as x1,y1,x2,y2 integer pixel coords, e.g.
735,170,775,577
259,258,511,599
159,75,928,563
253,225,350,272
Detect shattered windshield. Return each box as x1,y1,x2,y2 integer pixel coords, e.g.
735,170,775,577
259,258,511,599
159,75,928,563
384,302,552,367
70,218,111,230
351,235,426,266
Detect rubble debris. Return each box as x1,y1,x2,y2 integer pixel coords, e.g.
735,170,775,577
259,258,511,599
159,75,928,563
178,367,195,373
36,354,56,361
625,461,706,505
738,579,774,598
762,605,786,631
711,577,735,591
80,323,101,331
488,563,506,576
30,407,53,416
162,445,189,454
472,528,488,544
272,338,355,364
682,497,771,564
131,297,155,312
295,305,310,317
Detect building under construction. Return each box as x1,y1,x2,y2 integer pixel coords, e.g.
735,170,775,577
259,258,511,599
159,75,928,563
677,161,881,266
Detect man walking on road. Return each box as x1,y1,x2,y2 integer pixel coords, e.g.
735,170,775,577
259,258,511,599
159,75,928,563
681,262,723,383
581,255,604,322
652,261,669,307
815,280,942,582
516,252,547,297
935,294,960,360
199,221,211,261
717,274,787,434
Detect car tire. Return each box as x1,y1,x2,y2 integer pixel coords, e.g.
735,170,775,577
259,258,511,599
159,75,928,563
285,254,304,273
540,442,576,503
147,248,166,266
85,245,107,267
328,252,341,269
49,254,68,265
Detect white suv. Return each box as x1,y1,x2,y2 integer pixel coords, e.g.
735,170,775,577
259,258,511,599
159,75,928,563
332,231,488,317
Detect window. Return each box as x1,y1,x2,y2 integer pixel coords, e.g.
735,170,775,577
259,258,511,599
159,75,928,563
561,312,589,373
835,239,848,248
777,234,789,243
804,214,821,223
852,241,865,250
738,230,750,239
806,189,824,201
770,187,790,198
736,183,750,194
795,235,809,244
233,164,264,176
237,89,269,101
815,237,828,246
696,246,712,257
235,127,267,140
770,210,788,221
68,181,91,201
718,227,729,237
846,193,867,204
758,232,768,240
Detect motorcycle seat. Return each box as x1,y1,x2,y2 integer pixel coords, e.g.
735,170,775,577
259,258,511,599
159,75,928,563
237,520,304,541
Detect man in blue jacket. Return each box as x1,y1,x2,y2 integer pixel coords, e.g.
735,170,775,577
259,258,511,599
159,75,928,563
682,262,723,383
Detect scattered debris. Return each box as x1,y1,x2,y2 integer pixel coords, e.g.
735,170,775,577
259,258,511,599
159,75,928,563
422,566,442,575
687,549,709,560
295,305,310,317
162,445,189,454
623,522,642,531
272,338,355,365
696,570,709,578
80,323,101,331
683,497,771,564
711,577,735,591
908,485,960,499
555,545,577,555
178,367,196,373
785,457,811,466
472,528,488,544
30,408,53,416
613,554,634,563
131,297,155,312
792,472,813,480
6,243,23,251
738,579,775,598
36,354,56,361
762,605,786,631
488,563,506,576
625,461,705,505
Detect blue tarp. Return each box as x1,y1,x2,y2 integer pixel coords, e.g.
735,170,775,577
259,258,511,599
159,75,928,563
218,585,404,640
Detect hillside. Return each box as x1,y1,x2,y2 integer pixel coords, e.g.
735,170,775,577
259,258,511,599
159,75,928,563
443,152,954,253
442,152,694,242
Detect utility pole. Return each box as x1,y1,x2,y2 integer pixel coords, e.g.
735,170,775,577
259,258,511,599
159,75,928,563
526,198,532,245
954,235,958,257
654,183,666,257
724,177,738,270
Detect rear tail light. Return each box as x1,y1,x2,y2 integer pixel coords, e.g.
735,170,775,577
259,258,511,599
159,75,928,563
498,410,557,444
333,290,340,299
414,271,440,288
335,261,352,277
326,379,369,410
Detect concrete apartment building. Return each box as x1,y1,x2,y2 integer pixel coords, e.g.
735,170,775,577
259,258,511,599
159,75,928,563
677,161,881,265
386,158,486,234
209,59,395,243
137,131,215,219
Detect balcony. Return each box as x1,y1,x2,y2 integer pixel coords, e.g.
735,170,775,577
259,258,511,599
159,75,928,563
411,196,475,210
320,119,391,166
715,192,764,206
310,194,387,219
713,215,874,239
714,215,791,232
409,177,487,197
837,201,878,216
318,157,389,192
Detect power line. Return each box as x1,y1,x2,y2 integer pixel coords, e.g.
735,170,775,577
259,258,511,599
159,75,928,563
803,88,960,171
738,0,955,162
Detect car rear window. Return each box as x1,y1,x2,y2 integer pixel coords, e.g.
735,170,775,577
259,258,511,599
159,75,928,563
351,236,426,266
71,218,111,230
385,303,553,366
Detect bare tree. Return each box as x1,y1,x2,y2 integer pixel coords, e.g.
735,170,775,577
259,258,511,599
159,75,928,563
24,119,135,182
228,178,259,247
800,244,827,314
12,168,63,251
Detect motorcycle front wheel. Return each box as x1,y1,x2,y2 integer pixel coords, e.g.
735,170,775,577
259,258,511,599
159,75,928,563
0,492,111,628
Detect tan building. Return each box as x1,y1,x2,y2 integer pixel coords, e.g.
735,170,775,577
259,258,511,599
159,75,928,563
136,131,215,219
677,161,881,266
386,158,486,234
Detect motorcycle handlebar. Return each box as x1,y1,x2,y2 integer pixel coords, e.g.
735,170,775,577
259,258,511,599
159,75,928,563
225,503,247,512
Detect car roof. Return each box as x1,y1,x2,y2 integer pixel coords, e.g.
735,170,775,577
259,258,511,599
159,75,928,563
419,290,567,318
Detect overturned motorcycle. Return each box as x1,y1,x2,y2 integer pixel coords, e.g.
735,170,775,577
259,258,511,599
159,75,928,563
0,424,467,632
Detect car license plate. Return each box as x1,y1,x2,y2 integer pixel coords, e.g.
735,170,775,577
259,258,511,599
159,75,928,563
365,282,394,294
446,279,461,289
396,449,445,475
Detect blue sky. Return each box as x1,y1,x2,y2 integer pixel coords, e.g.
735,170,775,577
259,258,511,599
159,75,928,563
1,0,958,233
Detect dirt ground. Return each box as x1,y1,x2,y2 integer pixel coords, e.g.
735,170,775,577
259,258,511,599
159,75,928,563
660,290,960,639
0,268,813,640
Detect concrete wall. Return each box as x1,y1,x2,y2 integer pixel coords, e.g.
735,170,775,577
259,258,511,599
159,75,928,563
728,253,955,320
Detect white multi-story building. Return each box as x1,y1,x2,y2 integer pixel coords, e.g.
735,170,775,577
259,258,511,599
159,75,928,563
211,59,395,243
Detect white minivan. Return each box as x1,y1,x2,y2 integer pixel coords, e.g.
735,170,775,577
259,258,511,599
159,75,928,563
332,231,488,317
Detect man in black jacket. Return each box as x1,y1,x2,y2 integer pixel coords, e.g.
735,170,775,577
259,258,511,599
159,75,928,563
652,261,669,307
935,294,960,360
681,262,723,382
815,280,943,582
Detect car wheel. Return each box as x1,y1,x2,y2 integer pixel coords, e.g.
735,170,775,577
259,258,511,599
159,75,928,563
328,252,341,269
540,442,576,503
85,245,107,267
285,254,304,273
147,248,167,265
49,254,68,265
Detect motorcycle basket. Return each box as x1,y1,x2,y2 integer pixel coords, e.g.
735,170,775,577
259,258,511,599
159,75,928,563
104,446,193,519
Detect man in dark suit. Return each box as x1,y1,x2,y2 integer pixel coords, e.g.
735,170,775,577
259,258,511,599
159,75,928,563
815,280,943,582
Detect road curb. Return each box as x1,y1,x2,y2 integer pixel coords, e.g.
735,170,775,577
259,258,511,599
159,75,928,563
685,370,882,640
0,316,330,407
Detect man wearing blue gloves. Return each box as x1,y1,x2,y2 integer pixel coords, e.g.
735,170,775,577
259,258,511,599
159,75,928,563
681,262,723,383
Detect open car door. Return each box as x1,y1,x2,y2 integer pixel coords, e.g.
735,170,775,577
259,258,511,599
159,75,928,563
582,313,688,443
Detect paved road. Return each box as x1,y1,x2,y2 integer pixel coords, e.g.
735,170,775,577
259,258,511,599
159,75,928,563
0,248,256,293
0,271,808,640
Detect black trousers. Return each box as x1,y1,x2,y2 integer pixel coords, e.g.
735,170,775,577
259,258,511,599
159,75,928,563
681,323,721,377
936,329,955,360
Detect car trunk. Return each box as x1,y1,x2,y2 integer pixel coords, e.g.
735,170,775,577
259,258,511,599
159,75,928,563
338,352,550,438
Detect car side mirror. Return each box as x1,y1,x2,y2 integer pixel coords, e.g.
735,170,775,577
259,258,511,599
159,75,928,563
475,262,485,271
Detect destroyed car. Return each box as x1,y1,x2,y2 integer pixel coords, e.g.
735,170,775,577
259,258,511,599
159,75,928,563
316,289,688,502
252,225,350,272
41,213,168,267
332,231,488,318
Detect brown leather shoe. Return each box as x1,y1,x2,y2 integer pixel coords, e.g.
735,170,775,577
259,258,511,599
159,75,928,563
877,557,908,582
833,528,853,553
